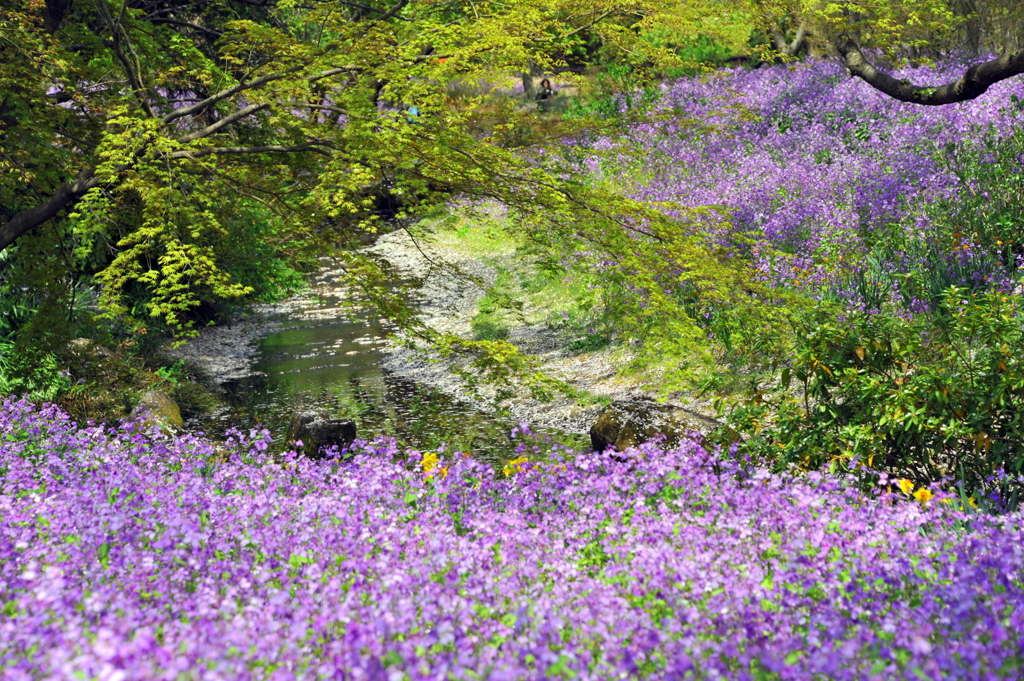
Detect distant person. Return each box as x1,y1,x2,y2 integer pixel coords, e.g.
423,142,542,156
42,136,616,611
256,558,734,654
534,79,556,101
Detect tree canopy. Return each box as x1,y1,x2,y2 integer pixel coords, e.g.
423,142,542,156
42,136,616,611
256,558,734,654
1,0,1021,342
1,0,699,328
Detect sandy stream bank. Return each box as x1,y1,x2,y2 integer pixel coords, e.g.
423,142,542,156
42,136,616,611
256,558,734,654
167,228,714,436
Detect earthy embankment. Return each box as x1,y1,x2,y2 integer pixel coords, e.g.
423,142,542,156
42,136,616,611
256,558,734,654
167,226,715,436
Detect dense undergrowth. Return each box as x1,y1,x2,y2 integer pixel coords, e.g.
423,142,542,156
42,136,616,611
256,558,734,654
1,397,1022,679
0,194,305,424
482,58,1024,494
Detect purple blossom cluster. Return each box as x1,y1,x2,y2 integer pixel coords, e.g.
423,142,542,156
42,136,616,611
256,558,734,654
611,60,1024,310
2,396,1022,679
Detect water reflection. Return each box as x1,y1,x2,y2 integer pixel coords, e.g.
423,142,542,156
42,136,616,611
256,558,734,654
187,285,584,464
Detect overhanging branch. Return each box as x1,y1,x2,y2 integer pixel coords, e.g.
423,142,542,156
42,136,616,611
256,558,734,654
148,18,224,37
1,60,358,252
160,70,299,125
161,66,352,127
167,143,331,159
378,0,409,22
836,36,1024,105
0,138,330,253
176,103,269,143
0,169,101,253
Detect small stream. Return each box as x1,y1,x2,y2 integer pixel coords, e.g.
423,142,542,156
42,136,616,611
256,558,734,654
187,265,586,465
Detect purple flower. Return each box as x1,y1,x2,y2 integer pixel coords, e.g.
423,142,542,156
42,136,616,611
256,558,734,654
0,395,1021,679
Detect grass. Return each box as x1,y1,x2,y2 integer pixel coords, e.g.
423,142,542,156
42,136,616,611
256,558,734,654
430,213,615,350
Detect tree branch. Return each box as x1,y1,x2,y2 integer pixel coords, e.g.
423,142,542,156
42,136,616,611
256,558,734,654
0,169,100,253
378,0,409,22
176,103,269,143
533,10,614,42
2,115,329,254
836,35,1024,105
148,18,224,37
96,0,157,119
160,66,351,126
42,0,73,33
772,23,806,57
160,70,299,125
3,43,353,252
166,143,331,159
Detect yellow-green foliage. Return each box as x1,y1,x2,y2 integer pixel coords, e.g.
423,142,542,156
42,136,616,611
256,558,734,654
1,0,965,320
0,0,973,394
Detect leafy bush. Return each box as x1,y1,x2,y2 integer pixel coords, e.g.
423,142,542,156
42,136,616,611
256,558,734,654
0,342,72,402
470,272,521,341
733,288,1024,500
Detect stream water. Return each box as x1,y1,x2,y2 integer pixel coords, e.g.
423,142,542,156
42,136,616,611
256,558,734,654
187,265,586,465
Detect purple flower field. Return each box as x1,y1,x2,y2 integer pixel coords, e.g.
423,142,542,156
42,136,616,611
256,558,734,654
610,59,1024,310
2,397,1022,679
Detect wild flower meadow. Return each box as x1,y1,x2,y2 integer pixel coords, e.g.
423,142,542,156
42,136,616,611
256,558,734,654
612,59,1024,311
2,397,1022,679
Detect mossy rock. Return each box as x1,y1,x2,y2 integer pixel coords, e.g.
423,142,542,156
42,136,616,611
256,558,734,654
285,410,357,459
590,398,731,452
132,390,184,431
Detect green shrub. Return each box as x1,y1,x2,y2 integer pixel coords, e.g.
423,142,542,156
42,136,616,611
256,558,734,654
471,315,511,341
733,287,1024,500
470,272,522,342
0,341,73,402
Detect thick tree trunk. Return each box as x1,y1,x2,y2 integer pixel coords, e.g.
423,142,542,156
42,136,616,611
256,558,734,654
521,61,543,100
836,36,1024,105
43,0,73,34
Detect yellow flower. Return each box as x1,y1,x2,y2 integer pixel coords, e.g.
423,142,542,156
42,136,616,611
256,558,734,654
502,456,529,477
897,478,915,495
422,452,439,475
913,488,934,503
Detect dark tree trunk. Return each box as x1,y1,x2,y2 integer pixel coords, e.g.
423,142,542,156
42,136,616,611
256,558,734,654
43,0,73,33
521,61,543,100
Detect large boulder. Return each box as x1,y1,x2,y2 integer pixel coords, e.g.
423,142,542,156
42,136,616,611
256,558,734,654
285,410,357,459
132,390,184,431
590,399,723,452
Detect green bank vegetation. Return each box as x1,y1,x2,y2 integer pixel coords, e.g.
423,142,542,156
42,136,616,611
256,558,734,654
2,0,1024,497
